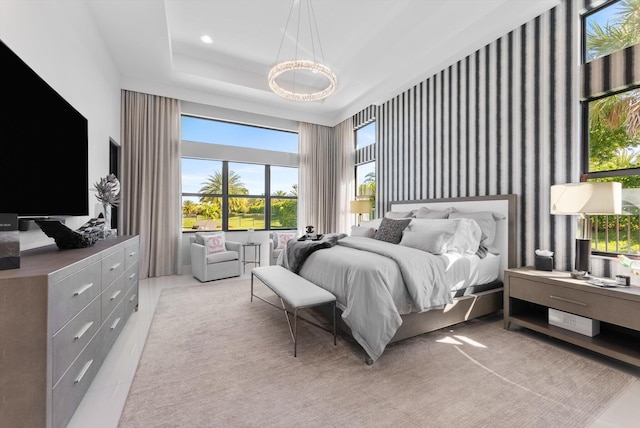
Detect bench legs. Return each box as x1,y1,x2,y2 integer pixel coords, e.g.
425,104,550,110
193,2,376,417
251,273,337,357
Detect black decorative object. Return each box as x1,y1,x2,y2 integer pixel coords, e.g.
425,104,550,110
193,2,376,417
35,219,100,250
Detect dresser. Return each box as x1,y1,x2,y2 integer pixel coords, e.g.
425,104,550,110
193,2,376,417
0,236,139,428
504,267,640,368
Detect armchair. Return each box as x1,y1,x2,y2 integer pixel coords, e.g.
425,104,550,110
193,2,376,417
268,230,298,265
190,232,242,282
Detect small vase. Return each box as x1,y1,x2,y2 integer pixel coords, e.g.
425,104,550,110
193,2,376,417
102,203,111,238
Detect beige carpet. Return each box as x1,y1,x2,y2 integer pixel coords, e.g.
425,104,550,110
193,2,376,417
118,278,635,428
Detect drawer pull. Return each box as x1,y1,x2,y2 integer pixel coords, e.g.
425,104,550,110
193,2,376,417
550,295,587,306
128,251,137,258
129,273,136,280
110,262,122,271
73,282,94,296
110,317,121,330
74,321,94,341
74,359,93,384
110,290,122,301
129,293,137,302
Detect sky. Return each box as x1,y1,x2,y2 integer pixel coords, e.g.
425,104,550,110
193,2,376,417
181,116,298,196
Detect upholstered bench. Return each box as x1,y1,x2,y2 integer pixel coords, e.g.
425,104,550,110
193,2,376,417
250,265,336,357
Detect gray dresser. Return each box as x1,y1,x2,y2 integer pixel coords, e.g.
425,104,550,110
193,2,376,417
0,235,139,428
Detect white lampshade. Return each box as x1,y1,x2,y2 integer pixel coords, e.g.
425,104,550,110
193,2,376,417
350,200,371,214
550,182,622,215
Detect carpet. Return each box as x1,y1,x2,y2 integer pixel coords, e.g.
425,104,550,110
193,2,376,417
118,278,635,428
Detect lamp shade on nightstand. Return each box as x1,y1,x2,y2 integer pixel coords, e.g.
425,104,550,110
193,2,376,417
550,181,622,277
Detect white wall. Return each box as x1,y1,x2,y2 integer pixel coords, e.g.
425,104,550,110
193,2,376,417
0,0,121,250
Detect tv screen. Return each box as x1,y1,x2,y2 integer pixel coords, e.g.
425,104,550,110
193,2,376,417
0,39,89,217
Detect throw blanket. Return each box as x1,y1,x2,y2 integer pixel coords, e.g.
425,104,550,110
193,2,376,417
279,233,347,273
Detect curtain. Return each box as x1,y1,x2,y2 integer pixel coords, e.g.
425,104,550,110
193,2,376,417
298,118,354,234
120,90,182,279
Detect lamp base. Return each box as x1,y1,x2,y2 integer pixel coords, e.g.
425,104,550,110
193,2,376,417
574,238,591,277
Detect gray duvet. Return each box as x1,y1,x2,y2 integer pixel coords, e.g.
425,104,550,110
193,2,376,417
294,236,474,362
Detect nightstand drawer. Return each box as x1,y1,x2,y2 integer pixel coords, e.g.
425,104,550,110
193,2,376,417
510,277,640,330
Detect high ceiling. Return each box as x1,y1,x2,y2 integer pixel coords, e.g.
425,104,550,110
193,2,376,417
86,0,559,126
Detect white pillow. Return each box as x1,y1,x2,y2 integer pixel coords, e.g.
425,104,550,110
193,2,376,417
399,230,454,254
351,226,376,238
414,206,452,219
385,210,415,219
360,218,383,230
448,211,504,247
203,233,226,254
407,218,481,254
275,231,297,249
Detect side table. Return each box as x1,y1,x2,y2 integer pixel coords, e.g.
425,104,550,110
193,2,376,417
242,242,261,273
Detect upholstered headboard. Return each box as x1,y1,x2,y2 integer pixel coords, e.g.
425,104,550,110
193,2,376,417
390,194,517,280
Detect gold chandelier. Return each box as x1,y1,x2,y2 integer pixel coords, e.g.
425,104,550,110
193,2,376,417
268,0,337,102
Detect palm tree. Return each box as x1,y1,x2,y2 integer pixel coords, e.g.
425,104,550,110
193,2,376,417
199,169,249,213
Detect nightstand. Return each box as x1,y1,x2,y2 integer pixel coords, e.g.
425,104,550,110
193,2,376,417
504,267,640,368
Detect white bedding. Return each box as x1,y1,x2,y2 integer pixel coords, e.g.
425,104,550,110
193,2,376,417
295,236,496,362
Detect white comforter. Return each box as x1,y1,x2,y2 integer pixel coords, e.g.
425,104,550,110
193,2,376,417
296,236,474,362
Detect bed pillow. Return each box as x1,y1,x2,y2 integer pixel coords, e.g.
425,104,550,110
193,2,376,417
202,233,226,254
385,210,415,219
360,218,383,230
448,211,504,249
274,231,297,249
413,206,453,219
407,218,481,254
374,218,412,244
399,230,454,254
351,226,376,238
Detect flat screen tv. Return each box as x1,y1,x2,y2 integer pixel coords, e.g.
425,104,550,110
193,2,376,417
0,39,89,217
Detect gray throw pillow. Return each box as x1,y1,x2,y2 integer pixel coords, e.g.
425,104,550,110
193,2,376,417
374,217,412,244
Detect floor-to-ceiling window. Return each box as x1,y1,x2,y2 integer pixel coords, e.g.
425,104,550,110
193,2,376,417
354,121,376,220
181,116,298,231
582,0,640,255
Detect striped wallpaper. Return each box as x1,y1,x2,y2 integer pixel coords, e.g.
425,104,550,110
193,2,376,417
350,0,639,271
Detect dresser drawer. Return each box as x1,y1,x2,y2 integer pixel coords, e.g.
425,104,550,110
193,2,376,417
50,261,102,332
51,333,103,428
101,297,126,358
509,276,640,330
124,262,139,291
124,241,139,271
51,296,101,385
124,279,139,315
102,274,126,322
102,248,125,289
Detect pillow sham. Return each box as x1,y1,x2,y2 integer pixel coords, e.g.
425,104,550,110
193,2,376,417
360,218,383,230
274,231,297,249
374,217,412,244
351,226,376,238
407,218,481,254
399,230,454,254
385,210,415,219
413,206,452,219
448,211,504,248
203,233,226,254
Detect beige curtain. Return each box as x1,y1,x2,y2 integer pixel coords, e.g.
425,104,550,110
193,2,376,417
120,90,182,279
298,118,354,234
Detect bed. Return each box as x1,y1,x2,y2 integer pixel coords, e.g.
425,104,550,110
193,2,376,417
281,194,517,364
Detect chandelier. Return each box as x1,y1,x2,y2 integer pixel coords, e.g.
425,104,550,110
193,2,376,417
268,0,337,102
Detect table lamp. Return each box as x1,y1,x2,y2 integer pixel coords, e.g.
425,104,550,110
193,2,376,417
350,200,371,226
550,181,622,278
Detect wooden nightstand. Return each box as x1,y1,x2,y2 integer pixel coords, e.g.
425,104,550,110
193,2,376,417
504,267,640,368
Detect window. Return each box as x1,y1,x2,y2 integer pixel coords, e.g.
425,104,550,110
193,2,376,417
181,117,298,231
355,162,375,220
582,1,640,255
584,0,638,63
356,122,375,149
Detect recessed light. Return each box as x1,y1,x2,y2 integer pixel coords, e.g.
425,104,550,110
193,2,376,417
200,35,213,44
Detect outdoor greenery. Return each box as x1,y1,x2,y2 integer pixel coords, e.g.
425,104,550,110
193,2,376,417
182,169,297,230
586,0,640,253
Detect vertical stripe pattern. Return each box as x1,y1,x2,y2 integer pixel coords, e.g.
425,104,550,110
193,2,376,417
372,0,581,269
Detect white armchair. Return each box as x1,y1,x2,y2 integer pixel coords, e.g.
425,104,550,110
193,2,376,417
190,232,242,282
268,231,298,265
